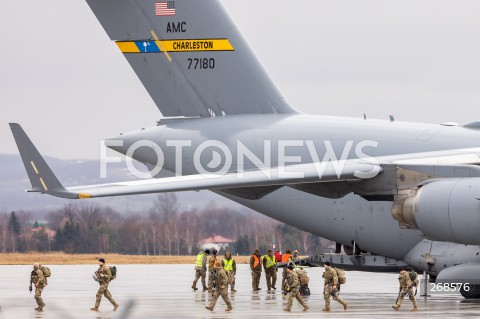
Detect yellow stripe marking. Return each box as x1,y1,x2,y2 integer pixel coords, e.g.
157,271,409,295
31,161,39,175
78,193,92,199
151,30,172,62
116,41,140,53
39,177,48,191
160,39,234,52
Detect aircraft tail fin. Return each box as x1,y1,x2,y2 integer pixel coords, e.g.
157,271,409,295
85,0,297,117
9,123,77,199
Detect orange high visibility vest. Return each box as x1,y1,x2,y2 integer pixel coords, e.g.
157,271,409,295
281,253,291,263
252,255,260,268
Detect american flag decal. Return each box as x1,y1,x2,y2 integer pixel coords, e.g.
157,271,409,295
156,1,176,16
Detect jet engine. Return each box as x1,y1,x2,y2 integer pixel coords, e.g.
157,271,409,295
392,178,480,245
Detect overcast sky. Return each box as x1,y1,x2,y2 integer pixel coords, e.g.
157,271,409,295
1,0,480,159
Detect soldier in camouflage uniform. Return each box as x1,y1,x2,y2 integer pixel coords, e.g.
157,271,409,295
250,249,262,291
31,263,47,311
283,265,309,312
192,249,210,291
207,249,218,291
322,261,348,312
222,251,237,292
392,269,418,311
91,258,119,312
263,249,277,291
205,261,233,312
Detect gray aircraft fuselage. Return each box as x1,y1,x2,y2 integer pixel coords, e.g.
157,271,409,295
108,113,480,276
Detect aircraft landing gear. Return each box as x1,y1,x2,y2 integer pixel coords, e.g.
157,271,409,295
460,285,480,299
335,243,342,254
343,242,362,256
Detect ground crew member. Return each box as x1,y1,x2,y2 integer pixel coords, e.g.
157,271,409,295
205,261,233,312
281,249,292,290
31,263,47,311
263,249,277,291
392,269,418,312
322,261,348,312
192,249,210,291
274,249,281,262
207,249,218,291
283,265,309,312
250,249,262,291
222,251,237,292
291,250,300,264
91,258,119,312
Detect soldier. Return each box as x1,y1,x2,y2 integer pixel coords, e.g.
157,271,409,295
205,261,233,312
31,263,47,311
322,261,348,312
91,258,119,312
392,269,418,311
281,249,292,290
192,249,210,291
283,265,309,312
291,250,300,264
222,251,237,292
274,249,281,262
250,249,262,291
207,249,218,291
263,249,277,291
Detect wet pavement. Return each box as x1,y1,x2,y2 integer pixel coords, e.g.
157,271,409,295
0,264,479,318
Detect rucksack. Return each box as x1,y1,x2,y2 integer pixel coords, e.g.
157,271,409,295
409,270,418,286
294,268,310,285
40,265,51,278
109,266,117,280
335,268,346,284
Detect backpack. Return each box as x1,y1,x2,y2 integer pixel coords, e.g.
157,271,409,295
335,268,346,284
40,265,51,278
409,270,418,286
109,266,117,280
294,268,310,285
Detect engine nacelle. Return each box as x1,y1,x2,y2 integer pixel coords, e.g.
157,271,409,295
392,178,480,245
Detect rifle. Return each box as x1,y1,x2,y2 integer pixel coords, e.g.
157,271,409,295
211,270,217,296
330,285,340,298
29,270,34,294
395,287,401,305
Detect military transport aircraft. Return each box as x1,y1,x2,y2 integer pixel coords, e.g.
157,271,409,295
10,0,480,298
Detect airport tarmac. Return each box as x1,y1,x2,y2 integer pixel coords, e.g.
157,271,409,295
0,264,479,318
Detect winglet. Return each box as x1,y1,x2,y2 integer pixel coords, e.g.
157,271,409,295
9,123,78,199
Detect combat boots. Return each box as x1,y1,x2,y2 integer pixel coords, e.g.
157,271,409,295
342,301,348,311
205,306,213,311
392,304,400,311
113,303,119,311
302,305,309,312
322,306,331,312
412,305,417,312
90,307,99,311
231,288,237,292
191,284,198,291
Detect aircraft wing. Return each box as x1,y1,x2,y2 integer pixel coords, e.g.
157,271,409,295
9,123,381,199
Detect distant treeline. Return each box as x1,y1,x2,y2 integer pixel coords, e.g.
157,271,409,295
0,193,332,255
